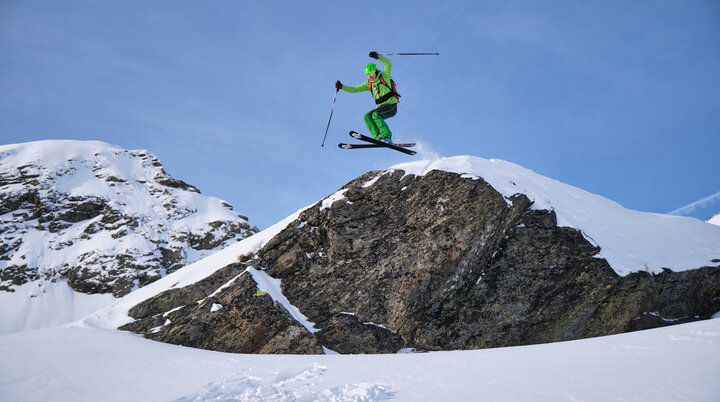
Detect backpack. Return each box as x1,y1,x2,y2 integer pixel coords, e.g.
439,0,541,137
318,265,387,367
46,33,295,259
369,74,400,105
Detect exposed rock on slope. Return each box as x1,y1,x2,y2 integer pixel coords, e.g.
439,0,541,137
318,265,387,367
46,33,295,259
0,140,257,297
120,167,720,354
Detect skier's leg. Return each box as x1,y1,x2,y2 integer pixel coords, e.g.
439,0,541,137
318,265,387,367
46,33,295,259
371,104,397,139
363,110,380,139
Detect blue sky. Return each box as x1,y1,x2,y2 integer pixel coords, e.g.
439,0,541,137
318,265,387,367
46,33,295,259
1,0,719,229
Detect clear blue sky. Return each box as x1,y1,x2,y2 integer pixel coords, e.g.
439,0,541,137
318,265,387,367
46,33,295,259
1,0,719,229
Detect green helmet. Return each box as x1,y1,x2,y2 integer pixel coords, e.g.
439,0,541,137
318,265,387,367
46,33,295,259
364,63,377,74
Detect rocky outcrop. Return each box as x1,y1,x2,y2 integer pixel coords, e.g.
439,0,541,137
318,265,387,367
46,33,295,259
0,141,257,296
120,263,322,354
120,169,720,353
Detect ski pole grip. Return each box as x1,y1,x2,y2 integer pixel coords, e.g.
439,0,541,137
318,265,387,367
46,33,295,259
379,52,439,56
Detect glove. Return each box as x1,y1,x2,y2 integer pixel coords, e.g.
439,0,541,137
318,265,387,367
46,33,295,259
369,51,379,59
335,80,343,90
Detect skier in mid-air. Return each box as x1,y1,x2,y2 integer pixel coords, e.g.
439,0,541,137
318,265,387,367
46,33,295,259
335,51,400,144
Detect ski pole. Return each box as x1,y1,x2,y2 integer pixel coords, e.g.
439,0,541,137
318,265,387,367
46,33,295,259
379,52,439,56
321,89,339,148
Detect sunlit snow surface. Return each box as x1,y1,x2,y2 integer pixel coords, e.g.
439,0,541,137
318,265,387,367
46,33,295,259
1,318,719,401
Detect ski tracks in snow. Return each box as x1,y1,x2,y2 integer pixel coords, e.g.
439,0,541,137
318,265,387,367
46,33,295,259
176,268,394,400
176,363,392,401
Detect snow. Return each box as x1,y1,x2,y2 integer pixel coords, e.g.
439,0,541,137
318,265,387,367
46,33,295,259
1,318,719,401
390,156,720,275
361,175,381,188
710,212,720,226
247,267,319,333
0,280,114,334
320,188,348,210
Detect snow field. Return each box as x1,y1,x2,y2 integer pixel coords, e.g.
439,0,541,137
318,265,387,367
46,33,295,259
1,317,718,401
0,279,115,334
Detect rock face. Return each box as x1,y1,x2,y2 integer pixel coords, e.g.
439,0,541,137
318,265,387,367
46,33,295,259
120,264,322,354
121,169,720,353
0,141,257,296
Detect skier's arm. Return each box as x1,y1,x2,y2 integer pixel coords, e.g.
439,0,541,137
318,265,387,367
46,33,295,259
377,54,392,80
341,81,369,93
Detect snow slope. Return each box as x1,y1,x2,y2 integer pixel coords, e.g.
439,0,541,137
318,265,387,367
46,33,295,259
0,280,114,335
1,316,718,401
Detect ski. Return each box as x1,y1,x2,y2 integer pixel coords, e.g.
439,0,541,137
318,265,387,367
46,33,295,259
338,142,415,150
346,131,417,155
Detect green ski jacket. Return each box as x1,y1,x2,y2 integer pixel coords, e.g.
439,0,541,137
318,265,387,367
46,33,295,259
341,55,399,107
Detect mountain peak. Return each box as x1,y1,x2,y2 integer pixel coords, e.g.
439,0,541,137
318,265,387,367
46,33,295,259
1,140,257,332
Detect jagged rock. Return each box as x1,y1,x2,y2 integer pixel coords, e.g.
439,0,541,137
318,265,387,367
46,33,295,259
120,169,720,354
316,313,406,354
125,263,248,320
121,264,322,354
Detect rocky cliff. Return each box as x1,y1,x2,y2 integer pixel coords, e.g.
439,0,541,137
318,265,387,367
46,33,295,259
0,140,257,297
119,162,720,354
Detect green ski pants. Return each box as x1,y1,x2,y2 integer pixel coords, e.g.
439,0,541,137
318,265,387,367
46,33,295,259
363,103,397,140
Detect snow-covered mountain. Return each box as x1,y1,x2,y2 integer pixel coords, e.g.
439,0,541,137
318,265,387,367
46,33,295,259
0,140,257,334
709,212,720,226
2,154,719,400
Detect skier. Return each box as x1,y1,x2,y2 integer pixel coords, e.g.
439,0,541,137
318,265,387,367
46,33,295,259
335,51,400,144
